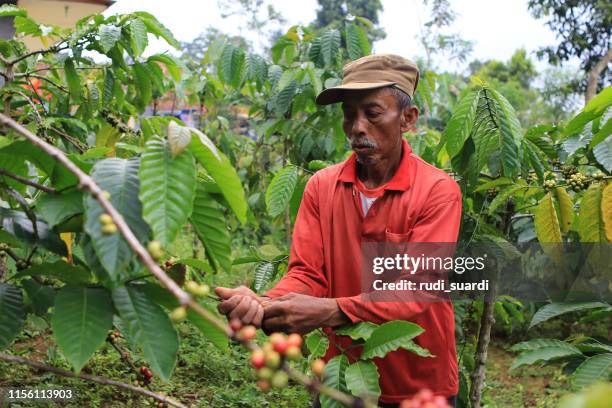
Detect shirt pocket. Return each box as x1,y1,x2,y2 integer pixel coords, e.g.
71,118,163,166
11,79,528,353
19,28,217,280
384,228,411,243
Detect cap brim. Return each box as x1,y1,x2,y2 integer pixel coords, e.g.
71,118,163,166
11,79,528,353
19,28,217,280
315,82,396,105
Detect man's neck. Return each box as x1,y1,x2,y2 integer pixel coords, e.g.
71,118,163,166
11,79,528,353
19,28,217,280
356,139,403,189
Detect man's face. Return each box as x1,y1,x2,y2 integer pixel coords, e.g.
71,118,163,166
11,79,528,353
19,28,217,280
341,87,417,165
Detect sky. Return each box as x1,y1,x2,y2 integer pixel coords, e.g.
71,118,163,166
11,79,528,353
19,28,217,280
105,0,567,73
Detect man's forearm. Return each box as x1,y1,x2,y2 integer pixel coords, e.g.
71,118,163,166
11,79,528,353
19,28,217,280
320,298,351,328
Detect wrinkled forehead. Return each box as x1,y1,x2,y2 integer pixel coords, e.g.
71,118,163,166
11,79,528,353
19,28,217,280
340,87,397,110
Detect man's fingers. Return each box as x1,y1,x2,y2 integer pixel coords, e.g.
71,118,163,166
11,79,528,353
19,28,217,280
262,300,286,318
253,305,264,327
217,295,243,315
242,301,261,324
229,296,252,320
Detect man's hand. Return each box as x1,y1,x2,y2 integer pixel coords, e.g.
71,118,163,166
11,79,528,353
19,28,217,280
261,293,350,335
215,286,267,328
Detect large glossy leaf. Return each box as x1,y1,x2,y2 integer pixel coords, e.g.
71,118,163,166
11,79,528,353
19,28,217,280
22,279,54,316
361,321,426,360
602,183,612,241
345,360,380,401
443,89,481,157
529,302,609,329
167,121,192,158
334,322,378,341
190,186,232,273
319,29,341,66
534,192,562,243
0,283,25,350
188,128,247,223
510,339,579,353
578,183,606,242
564,87,612,136
0,208,67,256
132,63,152,110
84,158,149,279
112,285,178,381
345,23,369,60
128,17,148,56
320,355,348,408
306,332,329,360
64,58,81,101
571,353,612,389
15,260,92,285
51,286,113,372
218,44,245,88
138,282,227,351
140,137,196,246
510,346,582,370
37,190,83,228
593,135,612,172
490,89,522,177
98,24,121,53
134,11,180,48
555,187,574,233
266,165,298,218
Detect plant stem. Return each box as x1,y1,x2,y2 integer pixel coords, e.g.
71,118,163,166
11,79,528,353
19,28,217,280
0,168,57,193
0,353,187,408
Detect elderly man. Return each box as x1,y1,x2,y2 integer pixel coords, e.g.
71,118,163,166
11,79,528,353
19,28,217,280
216,54,461,407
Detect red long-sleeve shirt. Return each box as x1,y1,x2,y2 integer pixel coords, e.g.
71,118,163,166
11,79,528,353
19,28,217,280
265,139,462,402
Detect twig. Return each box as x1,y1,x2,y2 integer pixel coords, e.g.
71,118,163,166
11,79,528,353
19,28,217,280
0,168,57,193
49,126,86,153
0,353,187,408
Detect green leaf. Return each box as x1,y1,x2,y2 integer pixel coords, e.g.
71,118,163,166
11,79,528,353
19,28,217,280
266,165,298,218
218,44,245,88
320,29,341,66
345,360,381,401
112,285,178,381
138,282,227,351
253,261,276,292
139,137,196,246
534,192,562,243
148,54,182,82
572,353,612,389
490,89,522,177
487,184,525,215
320,355,348,408
443,89,481,157
51,286,113,372
555,187,574,233
22,279,54,316
134,11,180,48
0,5,26,17
273,80,297,115
306,332,329,360
167,121,192,158
245,53,267,88
361,321,426,360
510,339,581,353
15,260,91,285
578,183,606,242
128,17,148,56
190,186,232,273
0,283,25,350
593,135,612,172
334,322,378,341
188,128,247,224
529,302,609,329
510,346,582,370
64,58,81,102
345,23,369,60
37,190,83,228
98,24,121,53
14,16,41,36
132,63,152,110
83,158,149,280
0,208,67,256
565,87,612,136
603,183,612,242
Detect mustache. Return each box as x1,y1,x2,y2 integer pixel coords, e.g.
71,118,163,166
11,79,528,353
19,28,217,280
351,139,377,149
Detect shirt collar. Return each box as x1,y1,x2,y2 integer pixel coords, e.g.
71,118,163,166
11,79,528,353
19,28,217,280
338,138,412,191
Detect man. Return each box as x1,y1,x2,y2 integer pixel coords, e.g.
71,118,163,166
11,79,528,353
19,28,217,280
216,54,461,407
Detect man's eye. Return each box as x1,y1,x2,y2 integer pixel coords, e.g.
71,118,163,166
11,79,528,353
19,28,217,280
366,111,381,117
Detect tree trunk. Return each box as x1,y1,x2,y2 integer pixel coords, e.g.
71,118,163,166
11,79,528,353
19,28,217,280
585,47,612,104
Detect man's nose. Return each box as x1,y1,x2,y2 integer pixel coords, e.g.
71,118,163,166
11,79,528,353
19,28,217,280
350,112,367,137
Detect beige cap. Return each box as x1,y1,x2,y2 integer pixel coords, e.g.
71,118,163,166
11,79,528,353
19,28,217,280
316,54,420,105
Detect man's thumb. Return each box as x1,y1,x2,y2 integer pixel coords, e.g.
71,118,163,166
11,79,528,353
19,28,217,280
215,286,235,299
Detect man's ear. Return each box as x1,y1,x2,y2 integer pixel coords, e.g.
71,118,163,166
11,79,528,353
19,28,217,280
400,106,419,133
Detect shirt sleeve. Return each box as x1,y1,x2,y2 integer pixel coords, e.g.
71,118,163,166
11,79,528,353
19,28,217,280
264,174,329,298
335,177,462,324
